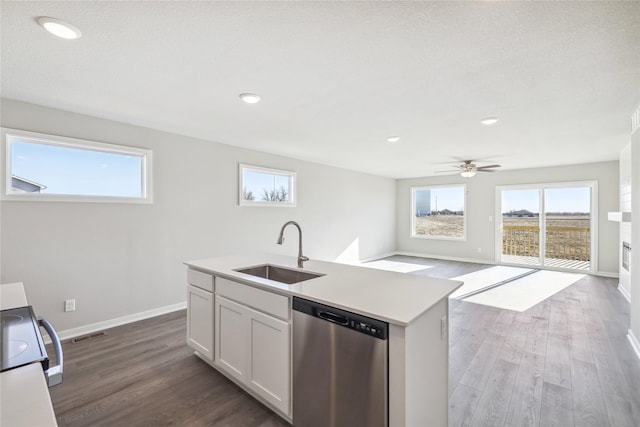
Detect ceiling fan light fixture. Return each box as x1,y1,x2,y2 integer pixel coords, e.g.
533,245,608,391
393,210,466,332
386,136,400,143
38,17,82,39
460,170,476,178
239,93,261,104
480,117,499,126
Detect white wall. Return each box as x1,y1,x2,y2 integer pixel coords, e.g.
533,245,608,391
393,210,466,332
0,99,396,332
630,125,640,351
619,143,632,299
396,162,619,275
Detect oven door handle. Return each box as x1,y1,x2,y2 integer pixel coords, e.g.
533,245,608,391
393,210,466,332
38,317,64,387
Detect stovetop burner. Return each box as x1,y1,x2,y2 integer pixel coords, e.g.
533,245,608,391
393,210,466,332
1,306,49,372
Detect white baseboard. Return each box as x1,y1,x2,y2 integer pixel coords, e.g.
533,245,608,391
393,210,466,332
595,271,619,278
628,329,640,362
47,302,187,343
394,251,496,266
359,251,399,263
618,284,631,303
391,251,616,278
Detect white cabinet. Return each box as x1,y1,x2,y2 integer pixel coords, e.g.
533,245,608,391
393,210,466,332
215,296,247,381
247,307,290,414
214,278,291,417
186,269,214,361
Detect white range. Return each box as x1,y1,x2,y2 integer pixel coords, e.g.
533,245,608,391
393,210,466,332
1,282,58,427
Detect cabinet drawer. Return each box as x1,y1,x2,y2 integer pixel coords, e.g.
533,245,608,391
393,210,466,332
188,269,214,292
216,277,289,320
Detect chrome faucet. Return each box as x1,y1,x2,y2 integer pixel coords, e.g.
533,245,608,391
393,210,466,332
277,221,309,268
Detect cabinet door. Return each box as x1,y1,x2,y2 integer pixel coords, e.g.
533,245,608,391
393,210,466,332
215,296,248,382
247,308,291,416
187,285,214,360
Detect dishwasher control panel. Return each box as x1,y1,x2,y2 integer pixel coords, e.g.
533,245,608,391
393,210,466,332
293,297,388,340
349,319,386,339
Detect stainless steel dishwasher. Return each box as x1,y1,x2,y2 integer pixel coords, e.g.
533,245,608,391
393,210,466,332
292,297,388,427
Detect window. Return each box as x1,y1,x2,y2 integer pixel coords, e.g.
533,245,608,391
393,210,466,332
239,164,296,207
411,185,466,239
2,128,152,203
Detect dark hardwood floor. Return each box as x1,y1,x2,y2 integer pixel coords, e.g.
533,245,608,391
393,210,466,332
48,310,288,427
48,257,640,426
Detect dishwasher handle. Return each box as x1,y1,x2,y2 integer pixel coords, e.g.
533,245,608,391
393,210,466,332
38,317,63,387
317,310,350,326
293,297,388,340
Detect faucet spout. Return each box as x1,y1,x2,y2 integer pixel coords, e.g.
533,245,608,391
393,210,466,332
277,221,308,268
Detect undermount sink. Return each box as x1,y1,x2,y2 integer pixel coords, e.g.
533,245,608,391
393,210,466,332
234,264,324,285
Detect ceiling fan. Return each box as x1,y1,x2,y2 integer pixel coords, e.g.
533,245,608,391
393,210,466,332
435,160,501,178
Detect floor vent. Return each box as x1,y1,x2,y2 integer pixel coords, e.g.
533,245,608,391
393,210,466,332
72,331,106,343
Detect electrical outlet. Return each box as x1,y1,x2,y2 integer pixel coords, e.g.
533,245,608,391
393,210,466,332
477,247,482,253
65,299,76,312
441,315,447,340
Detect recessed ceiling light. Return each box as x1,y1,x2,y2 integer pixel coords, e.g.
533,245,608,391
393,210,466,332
239,93,261,104
480,117,499,126
386,136,400,143
38,17,82,40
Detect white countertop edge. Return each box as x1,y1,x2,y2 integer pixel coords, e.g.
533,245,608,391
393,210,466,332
0,282,28,310
0,364,58,427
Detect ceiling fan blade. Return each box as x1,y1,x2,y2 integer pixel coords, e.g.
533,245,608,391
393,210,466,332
434,161,501,174
431,161,462,165
431,157,472,165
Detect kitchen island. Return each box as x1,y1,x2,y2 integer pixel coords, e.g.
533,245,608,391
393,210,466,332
185,254,462,426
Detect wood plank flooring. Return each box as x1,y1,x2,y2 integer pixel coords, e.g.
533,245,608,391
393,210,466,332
48,256,640,426
48,310,288,427
401,256,640,427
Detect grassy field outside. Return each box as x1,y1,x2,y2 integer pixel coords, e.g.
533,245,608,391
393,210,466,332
414,214,590,261
503,215,590,260
502,215,589,228
414,215,464,238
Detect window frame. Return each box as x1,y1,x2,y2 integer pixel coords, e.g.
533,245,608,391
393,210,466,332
410,184,467,241
238,163,296,207
1,127,153,203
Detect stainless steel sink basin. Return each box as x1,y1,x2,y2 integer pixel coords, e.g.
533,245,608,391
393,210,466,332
234,264,324,284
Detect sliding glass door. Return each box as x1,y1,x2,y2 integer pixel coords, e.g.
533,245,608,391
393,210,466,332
501,188,542,266
497,182,595,272
543,187,592,270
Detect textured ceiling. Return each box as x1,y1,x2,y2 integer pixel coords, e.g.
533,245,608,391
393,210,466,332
1,1,639,179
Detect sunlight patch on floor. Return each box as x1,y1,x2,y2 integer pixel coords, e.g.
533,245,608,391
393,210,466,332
449,266,533,299
462,270,585,312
